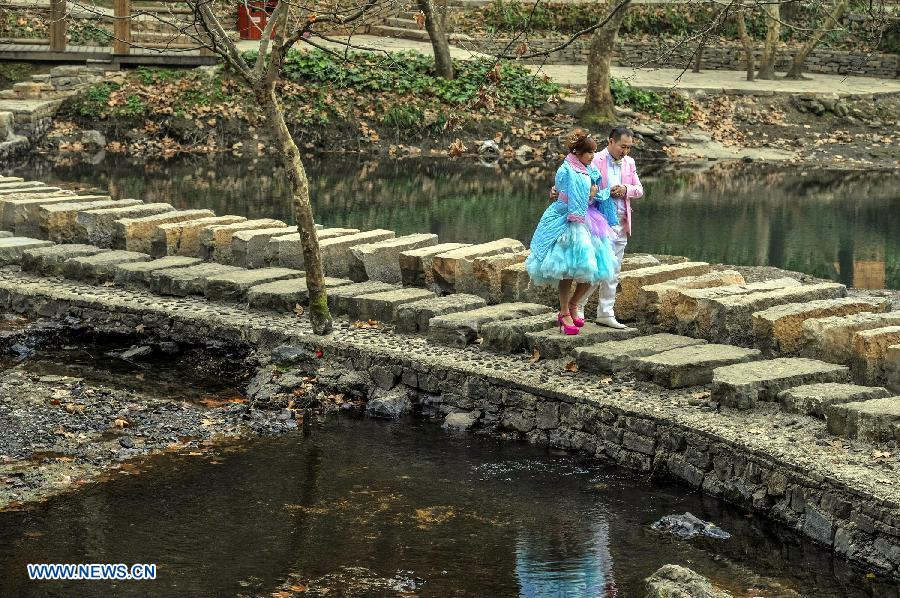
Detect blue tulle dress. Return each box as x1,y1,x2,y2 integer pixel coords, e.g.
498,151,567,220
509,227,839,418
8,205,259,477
525,154,618,286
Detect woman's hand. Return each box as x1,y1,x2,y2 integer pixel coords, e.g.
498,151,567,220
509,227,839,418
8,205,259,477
589,184,599,198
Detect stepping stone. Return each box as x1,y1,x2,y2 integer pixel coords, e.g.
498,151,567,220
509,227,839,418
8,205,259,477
826,396,900,444
0,192,79,231
0,177,23,183
427,303,554,348
463,251,530,302
497,261,559,307
271,227,360,269
114,209,215,253
0,237,54,265
0,180,29,188
326,281,398,315
0,186,60,196
525,323,640,359
14,195,111,237
21,244,107,276
430,239,525,293
150,215,246,258
752,297,892,354
779,383,892,418
614,262,711,322
348,233,438,283
711,358,850,410
640,270,745,327
231,226,297,268
321,230,396,278
62,250,150,282
75,202,174,247
803,311,900,364
205,267,303,302
621,254,661,271
394,294,487,334
851,326,900,386
37,198,142,243
149,262,242,296
0,231,12,238
399,242,469,287
114,256,204,289
575,334,707,374
480,312,560,353
886,345,900,394
200,218,287,263
633,343,762,389
348,288,436,323
247,277,352,312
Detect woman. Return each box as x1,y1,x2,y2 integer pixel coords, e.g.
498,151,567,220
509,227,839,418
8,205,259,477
524,129,618,335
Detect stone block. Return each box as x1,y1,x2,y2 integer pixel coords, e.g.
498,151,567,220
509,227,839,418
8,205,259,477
428,303,553,348
620,254,661,272
779,383,892,418
326,281,398,315
525,323,640,359
431,239,525,294
231,226,297,268
0,192,78,231
886,345,900,394
150,215,245,258
0,237,54,265
12,194,110,237
37,198,142,243
113,256,203,288
348,288,436,323
204,267,303,302
711,358,850,410
394,293,487,334
272,228,360,269
633,343,761,388
803,311,900,363
200,219,287,263
75,203,174,247
480,312,560,353
497,261,561,310
826,396,900,444
149,263,242,296
21,243,106,276
62,250,150,282
0,231,12,238
320,230,396,278
466,251,529,302
399,242,470,287
851,326,900,386
246,277,353,312
348,233,438,283
642,270,745,327
753,297,892,355
0,186,61,197
575,334,707,374
114,209,215,253
614,262,711,322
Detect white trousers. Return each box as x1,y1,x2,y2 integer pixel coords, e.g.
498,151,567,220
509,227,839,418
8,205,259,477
577,224,627,319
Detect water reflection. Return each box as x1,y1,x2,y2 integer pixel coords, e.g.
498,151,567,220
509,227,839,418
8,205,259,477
7,156,899,289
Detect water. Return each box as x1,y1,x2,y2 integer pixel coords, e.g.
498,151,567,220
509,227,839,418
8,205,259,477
7,155,900,290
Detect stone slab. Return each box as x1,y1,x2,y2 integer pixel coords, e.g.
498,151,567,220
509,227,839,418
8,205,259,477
75,203,174,247
14,195,111,238
466,251,530,303
620,254,661,272
204,267,303,302
113,256,203,288
711,358,850,410
62,250,150,282
150,215,246,258
0,231,12,238
428,303,554,348
394,294,487,334
149,263,242,297
779,383,892,418
348,288,436,323
615,262,712,322
497,261,561,310
642,270,745,328
246,277,353,312
803,311,900,364
115,209,215,254
826,396,900,444
272,228,360,270
21,243,107,276
480,312,560,353
0,237,54,265
852,326,900,386
320,230,397,278
0,186,60,196
348,233,438,283
399,242,470,287
525,323,640,360
231,226,297,268
38,198,142,243
887,345,900,394
575,334,708,374
632,343,761,389
200,219,287,263
326,281,399,315
0,192,78,231
430,239,525,293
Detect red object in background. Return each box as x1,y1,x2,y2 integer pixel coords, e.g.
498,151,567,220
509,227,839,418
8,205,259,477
237,1,278,40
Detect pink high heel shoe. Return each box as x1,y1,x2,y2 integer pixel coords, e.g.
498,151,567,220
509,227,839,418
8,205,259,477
569,303,585,327
557,312,579,335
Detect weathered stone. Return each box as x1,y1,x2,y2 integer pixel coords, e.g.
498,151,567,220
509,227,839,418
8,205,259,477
645,565,733,598
480,312,560,353
149,263,242,296
0,237,54,265
231,226,297,268
246,277,353,312
428,303,553,348
633,343,761,388
442,410,479,432
620,254,661,271
430,239,525,293
0,231,12,238
62,250,150,282
575,334,707,373
74,202,174,247
0,192,77,231
497,261,561,310
13,195,110,237
200,219,287,263
365,389,412,419
826,396,900,444
779,383,892,418
851,326,900,385
21,244,107,276
204,267,303,302
320,230,396,278
525,323,640,359
643,270,745,327
326,281,398,315
466,251,530,302
348,233,438,283
348,287,436,323
399,242,470,287
272,228,361,269
803,311,900,364
712,358,851,410
394,293,487,334
113,256,203,288
888,345,900,394
150,215,245,258
615,261,711,321
752,297,891,354
37,198,141,243
0,186,61,196
114,209,215,253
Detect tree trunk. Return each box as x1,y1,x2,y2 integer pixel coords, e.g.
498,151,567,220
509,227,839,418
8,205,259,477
757,2,781,79
417,0,454,79
785,0,848,79
736,7,756,81
579,0,631,125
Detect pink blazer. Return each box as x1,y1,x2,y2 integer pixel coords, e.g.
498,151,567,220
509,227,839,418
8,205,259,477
591,148,643,237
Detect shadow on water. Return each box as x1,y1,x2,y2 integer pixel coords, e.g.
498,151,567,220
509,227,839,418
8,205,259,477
7,155,899,290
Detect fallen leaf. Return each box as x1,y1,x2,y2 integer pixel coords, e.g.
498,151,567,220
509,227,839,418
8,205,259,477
135,324,145,333
529,349,541,363
564,361,578,373
293,303,304,317
414,11,425,27
63,403,85,414
113,418,129,428
690,391,710,399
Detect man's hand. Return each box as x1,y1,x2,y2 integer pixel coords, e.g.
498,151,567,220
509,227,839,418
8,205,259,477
610,185,627,198
589,184,599,199
549,186,559,200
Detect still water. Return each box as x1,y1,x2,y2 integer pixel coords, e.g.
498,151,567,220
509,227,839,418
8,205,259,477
8,156,899,289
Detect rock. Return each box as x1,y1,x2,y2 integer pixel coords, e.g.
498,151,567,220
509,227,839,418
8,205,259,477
615,262,712,322
270,227,359,269
442,410,479,432
480,312,559,353
365,389,411,419
651,512,731,540
428,302,553,348
75,203,175,247
526,323,639,360
399,242,470,287
348,288,436,323
779,382,891,418
477,140,501,155
575,334,707,374
644,564,733,598
0,112,13,140
121,345,152,360
826,396,900,444
515,144,533,157
430,239,525,294
348,233,438,283
247,277,353,312
394,293,486,334
712,357,850,410
114,209,215,253
80,129,105,150
633,343,761,388
803,311,900,363
319,230,396,278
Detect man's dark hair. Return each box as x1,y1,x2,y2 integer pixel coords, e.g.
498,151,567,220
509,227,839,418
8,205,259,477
609,126,633,141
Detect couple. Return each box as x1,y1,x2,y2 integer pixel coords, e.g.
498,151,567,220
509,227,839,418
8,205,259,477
524,126,642,335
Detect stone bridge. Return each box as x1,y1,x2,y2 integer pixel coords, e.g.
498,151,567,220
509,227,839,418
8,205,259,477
0,176,899,578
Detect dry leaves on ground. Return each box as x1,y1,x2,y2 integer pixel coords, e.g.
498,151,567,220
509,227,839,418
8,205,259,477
564,361,578,373
352,320,380,329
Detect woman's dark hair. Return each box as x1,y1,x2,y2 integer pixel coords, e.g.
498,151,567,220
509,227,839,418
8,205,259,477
567,128,597,154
